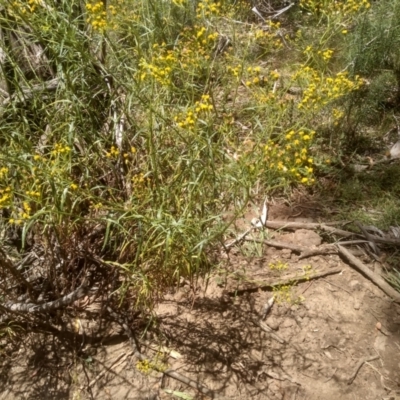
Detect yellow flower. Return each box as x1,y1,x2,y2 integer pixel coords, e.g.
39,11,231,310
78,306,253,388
70,183,78,190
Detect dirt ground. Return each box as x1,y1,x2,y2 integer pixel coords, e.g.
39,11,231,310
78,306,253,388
1,202,400,400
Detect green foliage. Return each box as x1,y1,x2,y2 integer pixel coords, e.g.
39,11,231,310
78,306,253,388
4,0,398,321
343,0,400,128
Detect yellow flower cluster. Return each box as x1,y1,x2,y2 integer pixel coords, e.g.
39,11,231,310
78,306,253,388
305,46,334,63
132,173,151,199
295,67,363,111
0,187,11,209
300,0,370,15
273,284,304,305
174,94,213,130
196,0,221,17
196,26,218,46
332,107,344,125
245,66,265,87
172,0,187,5
9,200,31,225
269,260,288,271
178,25,218,64
106,145,120,158
25,190,40,198
86,1,113,31
11,0,39,14
227,65,242,81
264,129,316,184
139,47,176,86
0,167,8,180
51,143,71,156
138,21,219,88
252,23,284,52
136,358,167,375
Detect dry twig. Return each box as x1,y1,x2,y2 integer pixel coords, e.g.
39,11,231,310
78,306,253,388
264,220,355,238
251,318,285,344
337,245,400,303
226,267,343,295
245,238,338,259
347,355,379,385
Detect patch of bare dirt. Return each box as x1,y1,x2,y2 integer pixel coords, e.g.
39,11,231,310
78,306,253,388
1,202,400,400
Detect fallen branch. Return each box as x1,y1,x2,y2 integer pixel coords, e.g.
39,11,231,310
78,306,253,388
85,351,133,390
2,78,59,107
225,227,254,249
246,238,338,260
347,355,379,385
264,220,355,238
263,220,400,247
226,267,343,295
337,245,400,303
246,238,306,253
299,245,338,260
2,282,90,313
251,318,285,344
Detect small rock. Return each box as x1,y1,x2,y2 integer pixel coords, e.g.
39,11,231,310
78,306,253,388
250,349,263,362
328,259,337,267
297,309,306,318
293,229,322,246
280,248,292,259
280,318,294,329
390,140,400,159
266,316,280,330
349,280,361,290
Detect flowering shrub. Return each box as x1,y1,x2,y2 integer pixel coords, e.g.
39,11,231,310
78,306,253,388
0,0,374,320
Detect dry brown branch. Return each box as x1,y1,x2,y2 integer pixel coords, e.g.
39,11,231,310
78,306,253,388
298,245,338,259
246,238,306,252
0,247,34,299
337,245,400,303
347,355,379,384
1,78,59,106
251,318,285,344
2,282,89,313
264,220,400,247
226,267,343,294
264,220,355,238
85,351,133,390
246,238,338,260
355,222,380,254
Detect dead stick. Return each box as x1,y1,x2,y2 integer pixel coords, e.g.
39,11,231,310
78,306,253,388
85,351,133,389
226,267,343,295
3,283,90,313
347,355,379,384
337,245,400,303
265,221,355,238
246,238,306,253
251,318,285,344
264,220,400,247
298,246,337,260
246,238,338,259
226,227,253,249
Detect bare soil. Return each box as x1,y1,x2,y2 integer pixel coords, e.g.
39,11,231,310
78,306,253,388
1,202,400,400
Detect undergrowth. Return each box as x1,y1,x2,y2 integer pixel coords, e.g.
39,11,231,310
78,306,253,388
1,0,399,340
